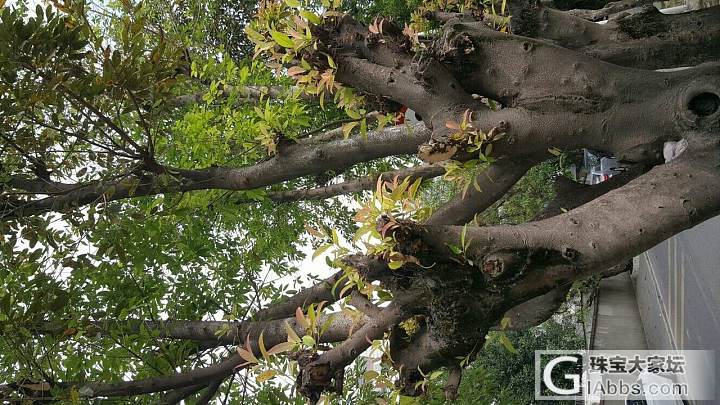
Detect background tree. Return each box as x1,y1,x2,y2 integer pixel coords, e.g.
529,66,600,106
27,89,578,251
0,0,718,403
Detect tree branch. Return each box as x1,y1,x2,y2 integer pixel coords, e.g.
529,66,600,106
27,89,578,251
313,16,478,133
507,1,720,69
296,302,407,401
159,382,209,405
196,378,224,405
2,123,430,220
425,139,720,306
444,366,463,400
354,136,717,393
256,164,444,203
566,0,655,21
35,311,368,348
426,160,532,225
252,271,347,321
23,309,369,399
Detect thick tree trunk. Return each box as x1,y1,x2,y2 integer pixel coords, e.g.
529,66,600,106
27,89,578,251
432,4,720,69
511,4,720,69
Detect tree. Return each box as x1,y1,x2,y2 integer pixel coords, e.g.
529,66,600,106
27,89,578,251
0,0,718,402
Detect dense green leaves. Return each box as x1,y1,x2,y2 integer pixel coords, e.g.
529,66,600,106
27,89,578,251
0,1,357,401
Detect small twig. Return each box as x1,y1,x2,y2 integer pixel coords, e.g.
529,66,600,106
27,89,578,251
126,88,155,157
59,85,146,156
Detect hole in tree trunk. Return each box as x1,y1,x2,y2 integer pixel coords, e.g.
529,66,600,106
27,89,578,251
688,92,720,117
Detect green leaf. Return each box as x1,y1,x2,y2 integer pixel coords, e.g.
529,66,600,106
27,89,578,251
256,369,277,383
284,321,301,343
307,303,316,328
360,117,367,137
346,109,362,120
301,335,316,347
338,282,354,298
259,331,269,361
342,121,359,138
499,332,518,354
399,396,420,405
377,290,393,302
300,10,322,24
245,26,266,42
312,243,332,260
270,30,294,48
363,370,379,380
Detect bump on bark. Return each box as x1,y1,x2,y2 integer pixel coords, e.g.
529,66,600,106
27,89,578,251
508,0,541,37
481,251,527,283
294,350,335,404
434,27,477,64
616,6,667,39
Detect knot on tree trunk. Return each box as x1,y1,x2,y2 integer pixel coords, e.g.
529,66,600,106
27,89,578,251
376,215,429,259
418,141,459,163
419,115,509,163
366,18,414,52
434,26,477,63
308,14,414,64
479,248,580,292
481,251,528,282
294,350,342,404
